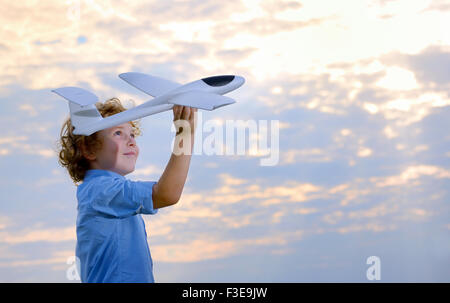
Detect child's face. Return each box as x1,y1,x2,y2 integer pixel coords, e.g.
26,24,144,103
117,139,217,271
89,122,139,176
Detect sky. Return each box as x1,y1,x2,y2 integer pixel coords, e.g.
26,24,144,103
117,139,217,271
0,0,449,282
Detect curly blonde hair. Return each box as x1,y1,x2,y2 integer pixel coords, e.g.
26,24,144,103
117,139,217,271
57,98,141,185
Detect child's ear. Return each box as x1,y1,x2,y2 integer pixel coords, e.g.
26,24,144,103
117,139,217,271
80,143,96,161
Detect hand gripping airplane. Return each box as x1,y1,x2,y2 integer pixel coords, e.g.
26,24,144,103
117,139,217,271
52,73,245,136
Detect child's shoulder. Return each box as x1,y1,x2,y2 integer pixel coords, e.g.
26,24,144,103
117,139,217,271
78,170,132,193
83,170,126,183
77,172,114,195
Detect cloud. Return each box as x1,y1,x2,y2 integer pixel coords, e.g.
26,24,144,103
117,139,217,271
0,135,57,159
0,216,11,230
215,48,256,64
1,0,449,282
224,15,327,37
255,53,450,128
32,169,69,189
332,222,397,234
382,45,450,89
130,0,241,23
370,165,450,187
152,237,237,263
281,148,333,164
422,0,450,12
0,0,327,92
259,0,303,13
0,226,75,244
152,163,449,226
144,161,449,263
0,250,73,268
151,230,304,263
348,203,396,219
131,164,163,178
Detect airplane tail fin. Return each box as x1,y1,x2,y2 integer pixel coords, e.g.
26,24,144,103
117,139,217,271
68,102,103,134
52,87,103,135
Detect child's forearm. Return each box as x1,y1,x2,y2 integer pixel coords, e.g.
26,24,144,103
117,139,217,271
152,134,194,209
152,105,197,209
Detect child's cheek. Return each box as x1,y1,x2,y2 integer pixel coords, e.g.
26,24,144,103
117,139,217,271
109,140,120,158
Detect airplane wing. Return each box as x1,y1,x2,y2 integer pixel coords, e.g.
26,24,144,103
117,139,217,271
168,91,236,111
52,87,99,106
119,72,180,97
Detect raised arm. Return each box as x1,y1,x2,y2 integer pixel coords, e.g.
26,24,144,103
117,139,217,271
152,105,197,209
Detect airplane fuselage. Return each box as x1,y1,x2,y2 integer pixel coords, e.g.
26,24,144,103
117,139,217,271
72,75,245,135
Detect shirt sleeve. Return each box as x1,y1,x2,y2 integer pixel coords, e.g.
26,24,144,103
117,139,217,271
88,176,158,218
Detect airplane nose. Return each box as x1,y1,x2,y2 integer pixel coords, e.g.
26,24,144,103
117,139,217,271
234,76,245,88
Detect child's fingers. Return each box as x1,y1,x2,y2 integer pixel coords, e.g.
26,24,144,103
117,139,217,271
189,107,197,121
174,106,198,121
181,106,190,120
173,105,181,120
172,105,177,118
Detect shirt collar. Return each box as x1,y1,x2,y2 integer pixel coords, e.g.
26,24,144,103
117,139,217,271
84,169,125,180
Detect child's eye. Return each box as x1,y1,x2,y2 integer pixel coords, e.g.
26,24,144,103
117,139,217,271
114,130,122,136
131,133,135,138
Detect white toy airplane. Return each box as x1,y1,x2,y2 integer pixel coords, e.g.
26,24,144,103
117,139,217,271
52,73,245,136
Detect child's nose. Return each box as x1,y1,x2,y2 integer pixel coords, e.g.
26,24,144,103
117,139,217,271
127,135,136,146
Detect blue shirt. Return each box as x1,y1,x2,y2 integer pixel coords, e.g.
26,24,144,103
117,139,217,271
75,169,158,283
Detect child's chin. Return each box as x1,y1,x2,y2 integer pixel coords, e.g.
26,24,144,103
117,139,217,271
124,168,135,175
119,166,135,176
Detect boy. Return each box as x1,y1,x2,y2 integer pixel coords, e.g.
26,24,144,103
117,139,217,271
58,98,196,282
